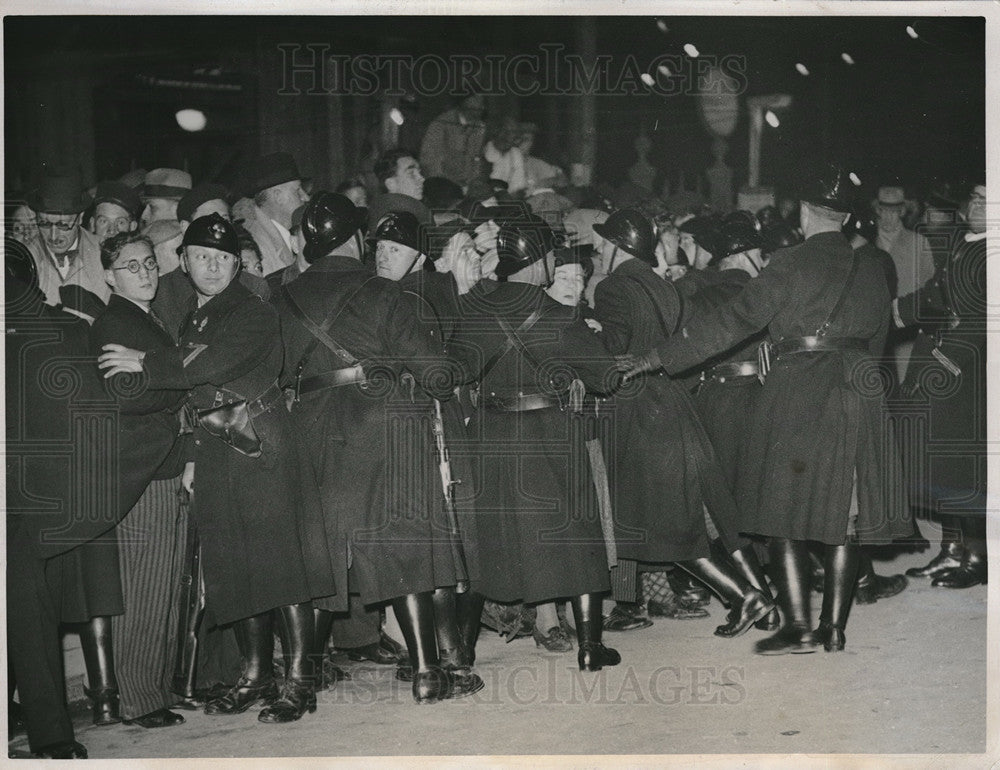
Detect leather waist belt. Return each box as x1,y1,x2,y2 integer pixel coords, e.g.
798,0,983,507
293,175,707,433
298,365,367,396
707,360,759,380
246,383,285,418
482,393,562,412
772,336,868,359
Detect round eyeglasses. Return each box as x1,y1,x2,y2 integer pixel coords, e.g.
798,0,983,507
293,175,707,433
112,256,159,274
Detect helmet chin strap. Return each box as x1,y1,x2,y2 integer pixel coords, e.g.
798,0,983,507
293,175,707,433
607,245,620,274
541,253,553,288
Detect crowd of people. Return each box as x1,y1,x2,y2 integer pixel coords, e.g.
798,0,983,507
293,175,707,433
5,95,987,759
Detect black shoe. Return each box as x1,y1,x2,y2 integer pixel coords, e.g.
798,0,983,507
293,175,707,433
84,686,122,726
174,682,230,710
602,604,654,632
447,668,485,700
204,678,279,715
812,622,846,652
754,608,781,631
668,570,711,607
533,624,575,651
344,632,406,665
123,708,186,728
754,625,819,655
411,667,451,705
714,591,774,638
258,680,317,723
577,642,621,671
932,555,987,589
32,740,88,759
906,542,964,578
854,573,908,604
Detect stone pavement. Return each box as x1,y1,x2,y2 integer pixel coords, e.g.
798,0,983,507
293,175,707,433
7,528,993,765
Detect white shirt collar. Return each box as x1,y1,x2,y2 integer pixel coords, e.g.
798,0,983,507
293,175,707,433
964,230,987,242
118,294,151,314
270,218,293,251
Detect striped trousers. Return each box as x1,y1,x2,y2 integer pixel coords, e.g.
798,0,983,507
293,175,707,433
111,476,187,720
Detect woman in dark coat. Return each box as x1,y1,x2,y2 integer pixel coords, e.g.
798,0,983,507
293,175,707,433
591,208,774,641
99,214,336,724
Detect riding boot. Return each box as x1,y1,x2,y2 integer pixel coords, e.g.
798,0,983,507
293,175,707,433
572,593,621,671
455,590,486,668
80,616,121,726
259,603,317,723
854,550,908,604
722,541,781,631
755,538,819,655
392,592,449,704
678,549,774,638
814,540,861,652
906,523,964,578
433,587,485,697
204,613,278,715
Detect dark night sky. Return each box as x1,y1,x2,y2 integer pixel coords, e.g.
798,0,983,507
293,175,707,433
5,15,985,195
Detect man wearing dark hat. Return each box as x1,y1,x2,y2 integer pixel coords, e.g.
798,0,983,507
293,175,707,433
99,214,336,724
590,208,775,641
623,164,911,654
177,183,230,233
91,180,141,245
139,168,192,228
239,152,309,276
28,170,110,310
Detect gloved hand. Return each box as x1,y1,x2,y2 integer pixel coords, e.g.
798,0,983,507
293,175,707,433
615,349,663,381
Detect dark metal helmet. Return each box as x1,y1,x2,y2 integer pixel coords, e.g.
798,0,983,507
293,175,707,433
495,217,555,279
761,222,803,254
592,207,656,265
374,211,424,254
678,215,723,257
302,191,368,263
799,161,854,213
715,213,763,261
5,236,37,290
179,212,239,256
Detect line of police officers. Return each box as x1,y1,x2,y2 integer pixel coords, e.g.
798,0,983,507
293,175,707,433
91,162,983,730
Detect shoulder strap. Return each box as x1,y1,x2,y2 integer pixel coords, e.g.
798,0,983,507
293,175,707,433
402,288,447,347
815,250,861,338
479,307,544,382
627,275,684,338
495,314,545,373
281,276,377,373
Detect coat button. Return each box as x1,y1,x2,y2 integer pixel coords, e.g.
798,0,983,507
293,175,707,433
195,439,201,446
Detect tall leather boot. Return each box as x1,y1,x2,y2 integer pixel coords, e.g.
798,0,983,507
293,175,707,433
572,593,620,671
906,524,964,578
455,590,486,668
259,603,317,723
814,540,861,652
205,613,278,715
678,550,774,638
392,592,449,704
80,616,121,726
719,541,780,632
855,550,908,604
755,538,819,655
433,587,484,696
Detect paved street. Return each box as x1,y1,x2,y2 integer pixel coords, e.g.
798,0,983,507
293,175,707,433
8,526,992,765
